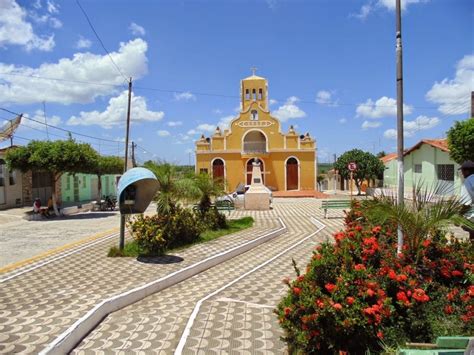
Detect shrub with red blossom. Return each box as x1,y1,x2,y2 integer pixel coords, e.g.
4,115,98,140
276,201,474,354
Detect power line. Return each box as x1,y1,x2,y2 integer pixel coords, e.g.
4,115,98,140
75,0,129,83
0,107,128,145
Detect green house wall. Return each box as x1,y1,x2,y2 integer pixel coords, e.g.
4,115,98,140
61,173,119,203
383,144,462,196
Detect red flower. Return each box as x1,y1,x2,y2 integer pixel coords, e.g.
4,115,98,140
284,307,292,316
372,226,382,234
354,264,366,271
444,305,454,314
325,283,337,293
346,296,355,305
451,270,463,277
468,285,474,297
412,288,430,303
293,287,302,296
388,269,397,280
367,288,376,297
333,303,342,311
397,291,410,304
422,239,431,248
396,274,408,282
315,299,325,309
297,275,305,282
447,289,459,301
377,331,384,339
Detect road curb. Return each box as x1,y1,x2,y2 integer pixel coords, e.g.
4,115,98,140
40,218,287,355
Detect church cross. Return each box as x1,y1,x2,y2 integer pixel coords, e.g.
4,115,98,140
251,66,257,76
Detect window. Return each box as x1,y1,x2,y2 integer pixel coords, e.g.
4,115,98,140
251,110,258,121
9,170,16,185
258,88,263,100
245,89,250,100
199,168,208,174
414,164,422,174
252,89,256,100
66,175,71,190
437,164,454,181
83,176,86,188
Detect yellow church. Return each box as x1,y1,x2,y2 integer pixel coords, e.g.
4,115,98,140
195,71,317,192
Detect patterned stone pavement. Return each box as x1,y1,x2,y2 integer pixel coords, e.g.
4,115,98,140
73,199,345,354
0,211,281,354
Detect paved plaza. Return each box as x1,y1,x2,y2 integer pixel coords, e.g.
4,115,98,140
0,199,344,354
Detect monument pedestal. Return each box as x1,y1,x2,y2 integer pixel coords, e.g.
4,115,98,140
244,161,270,211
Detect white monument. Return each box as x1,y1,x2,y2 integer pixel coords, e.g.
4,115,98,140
244,161,270,210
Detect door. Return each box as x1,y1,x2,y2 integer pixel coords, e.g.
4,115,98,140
32,171,53,205
73,175,80,202
212,159,224,182
246,158,264,185
286,158,298,190
0,160,5,205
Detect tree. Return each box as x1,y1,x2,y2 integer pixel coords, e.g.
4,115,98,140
92,156,123,199
6,140,99,215
334,149,385,195
187,173,225,214
376,151,387,158
447,118,474,164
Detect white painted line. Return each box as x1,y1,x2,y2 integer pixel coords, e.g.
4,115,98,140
40,218,287,355
174,216,326,355
0,232,120,283
215,297,274,309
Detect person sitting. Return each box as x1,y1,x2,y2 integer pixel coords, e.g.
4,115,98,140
33,198,41,213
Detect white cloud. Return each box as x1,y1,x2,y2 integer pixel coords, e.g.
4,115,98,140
129,22,146,36
426,54,473,115
339,118,347,124
174,91,196,102
352,0,429,20
0,38,148,105
217,115,234,130
316,90,338,106
185,148,194,154
383,115,440,139
269,99,278,106
272,96,306,122
167,121,183,127
157,130,170,137
213,109,223,115
362,120,382,129
0,0,55,51
195,123,215,133
29,11,62,29
75,35,92,49
67,90,164,128
21,109,62,131
356,96,413,119
186,115,234,137
46,0,59,14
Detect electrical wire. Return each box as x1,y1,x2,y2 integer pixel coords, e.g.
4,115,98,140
75,0,129,84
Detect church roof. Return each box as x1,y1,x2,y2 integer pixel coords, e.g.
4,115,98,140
242,74,266,81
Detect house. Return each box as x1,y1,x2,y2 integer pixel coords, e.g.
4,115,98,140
382,139,463,196
0,147,25,210
195,71,317,192
61,173,119,203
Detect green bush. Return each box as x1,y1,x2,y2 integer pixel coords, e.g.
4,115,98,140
200,208,227,230
276,201,474,354
129,207,203,255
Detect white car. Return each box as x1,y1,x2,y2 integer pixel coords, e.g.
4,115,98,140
217,185,273,204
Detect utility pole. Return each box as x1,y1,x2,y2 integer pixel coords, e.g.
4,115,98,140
131,141,136,168
396,0,404,255
333,154,337,195
119,77,132,250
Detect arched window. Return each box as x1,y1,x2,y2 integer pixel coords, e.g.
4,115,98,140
243,130,266,154
251,110,258,121
245,89,250,100
258,88,263,100
252,89,256,100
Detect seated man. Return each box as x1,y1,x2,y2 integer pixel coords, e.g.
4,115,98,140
33,198,41,213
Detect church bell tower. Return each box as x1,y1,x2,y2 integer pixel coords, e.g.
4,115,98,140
240,67,269,112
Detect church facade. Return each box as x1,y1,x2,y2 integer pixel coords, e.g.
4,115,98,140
195,72,317,192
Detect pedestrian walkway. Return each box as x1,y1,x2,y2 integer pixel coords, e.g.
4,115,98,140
0,199,346,354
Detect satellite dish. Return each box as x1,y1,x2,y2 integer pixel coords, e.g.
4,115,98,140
0,114,22,143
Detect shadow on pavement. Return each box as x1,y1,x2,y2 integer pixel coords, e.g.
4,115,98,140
136,255,184,264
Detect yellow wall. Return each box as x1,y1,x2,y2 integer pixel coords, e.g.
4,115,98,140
196,73,317,192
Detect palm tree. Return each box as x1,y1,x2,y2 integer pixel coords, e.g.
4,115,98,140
366,182,474,260
187,173,225,214
144,161,194,215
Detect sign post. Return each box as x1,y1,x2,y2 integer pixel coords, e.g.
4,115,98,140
347,162,357,200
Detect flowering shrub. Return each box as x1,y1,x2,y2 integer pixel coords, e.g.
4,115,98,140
129,207,203,255
276,201,474,353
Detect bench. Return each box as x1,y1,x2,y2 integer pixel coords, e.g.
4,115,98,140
215,200,235,213
321,199,351,219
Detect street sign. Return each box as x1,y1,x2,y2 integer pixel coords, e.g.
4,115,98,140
348,162,357,171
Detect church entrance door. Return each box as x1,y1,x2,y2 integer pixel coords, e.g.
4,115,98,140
286,158,298,190
246,158,264,185
212,159,224,182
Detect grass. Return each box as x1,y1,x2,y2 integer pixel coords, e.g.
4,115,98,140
108,216,254,257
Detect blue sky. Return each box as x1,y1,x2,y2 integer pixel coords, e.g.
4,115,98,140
0,0,472,164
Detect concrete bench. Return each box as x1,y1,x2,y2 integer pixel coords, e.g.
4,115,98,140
321,199,351,219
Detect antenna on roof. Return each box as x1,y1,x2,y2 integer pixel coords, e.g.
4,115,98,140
0,114,22,147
